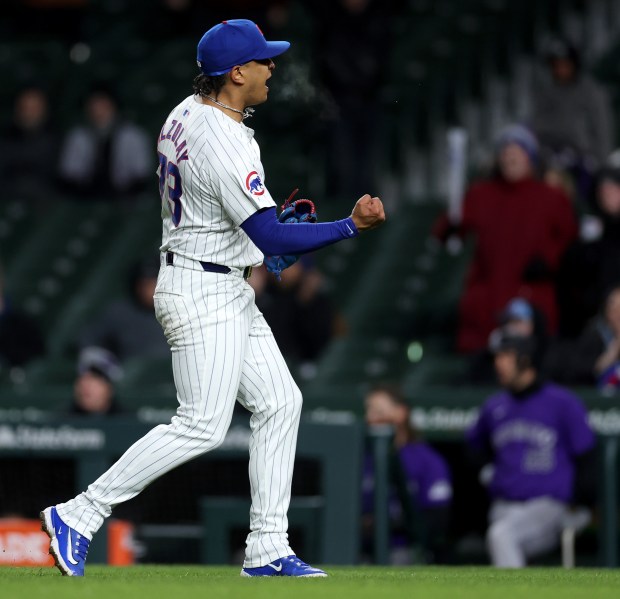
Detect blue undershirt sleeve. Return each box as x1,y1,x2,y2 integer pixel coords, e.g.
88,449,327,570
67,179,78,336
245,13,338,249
240,207,358,256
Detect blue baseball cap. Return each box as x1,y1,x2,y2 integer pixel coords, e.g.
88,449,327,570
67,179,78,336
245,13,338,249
197,19,290,77
501,298,534,323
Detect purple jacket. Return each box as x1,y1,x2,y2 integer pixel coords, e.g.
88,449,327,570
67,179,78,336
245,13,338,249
362,441,452,516
467,382,595,502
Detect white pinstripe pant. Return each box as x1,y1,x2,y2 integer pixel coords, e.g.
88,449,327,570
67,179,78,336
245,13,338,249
57,260,302,567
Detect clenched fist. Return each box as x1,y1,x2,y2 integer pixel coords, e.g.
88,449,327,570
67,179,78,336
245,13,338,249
351,194,386,232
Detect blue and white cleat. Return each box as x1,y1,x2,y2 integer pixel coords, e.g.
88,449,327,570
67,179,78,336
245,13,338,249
241,555,328,577
40,506,90,576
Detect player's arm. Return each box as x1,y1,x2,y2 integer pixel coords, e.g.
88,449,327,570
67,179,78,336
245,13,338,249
209,133,384,252
241,195,384,256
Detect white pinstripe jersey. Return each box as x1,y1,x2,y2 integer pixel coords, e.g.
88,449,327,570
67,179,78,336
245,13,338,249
157,95,276,268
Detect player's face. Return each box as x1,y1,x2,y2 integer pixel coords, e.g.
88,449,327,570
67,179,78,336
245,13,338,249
239,58,275,106
494,350,520,388
365,392,404,426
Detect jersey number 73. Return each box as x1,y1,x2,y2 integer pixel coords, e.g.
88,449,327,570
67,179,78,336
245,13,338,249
158,151,183,227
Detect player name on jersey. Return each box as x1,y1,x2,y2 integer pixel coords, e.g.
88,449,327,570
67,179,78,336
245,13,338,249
159,119,188,163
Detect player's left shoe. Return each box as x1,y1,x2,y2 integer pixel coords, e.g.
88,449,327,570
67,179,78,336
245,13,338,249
241,555,327,577
40,506,90,576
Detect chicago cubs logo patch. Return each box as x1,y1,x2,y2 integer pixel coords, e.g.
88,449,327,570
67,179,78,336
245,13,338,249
246,171,265,196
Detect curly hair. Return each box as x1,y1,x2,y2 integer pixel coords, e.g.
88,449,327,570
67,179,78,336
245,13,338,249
193,73,227,98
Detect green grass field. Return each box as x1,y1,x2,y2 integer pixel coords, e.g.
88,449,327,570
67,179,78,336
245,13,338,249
2,566,620,599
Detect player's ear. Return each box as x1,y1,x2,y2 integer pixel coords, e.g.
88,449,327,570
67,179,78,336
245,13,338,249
229,65,245,85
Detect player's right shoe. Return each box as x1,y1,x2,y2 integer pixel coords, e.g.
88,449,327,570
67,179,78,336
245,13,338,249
40,506,90,576
241,555,328,577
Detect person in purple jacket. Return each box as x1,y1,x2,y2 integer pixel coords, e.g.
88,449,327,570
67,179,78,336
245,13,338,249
363,384,453,564
467,331,597,568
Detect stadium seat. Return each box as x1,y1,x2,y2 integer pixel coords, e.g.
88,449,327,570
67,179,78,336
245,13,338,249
561,508,592,569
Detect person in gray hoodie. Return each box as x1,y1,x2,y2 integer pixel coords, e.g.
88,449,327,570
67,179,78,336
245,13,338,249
530,38,614,204
58,86,151,200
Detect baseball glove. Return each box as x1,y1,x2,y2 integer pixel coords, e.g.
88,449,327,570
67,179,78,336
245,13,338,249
278,188,318,224
264,189,318,280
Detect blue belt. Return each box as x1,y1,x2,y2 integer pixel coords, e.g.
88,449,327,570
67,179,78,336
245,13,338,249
166,252,252,280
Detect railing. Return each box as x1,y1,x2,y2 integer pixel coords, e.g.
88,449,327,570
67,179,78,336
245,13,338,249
367,425,620,568
0,414,363,565
1,411,617,566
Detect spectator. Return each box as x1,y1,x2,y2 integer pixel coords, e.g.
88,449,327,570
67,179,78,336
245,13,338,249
468,297,547,384
249,258,340,365
70,347,123,416
591,287,620,394
434,125,577,353
0,86,58,201
556,156,620,337
363,384,452,564
530,38,614,204
58,86,151,199
77,257,168,361
467,332,596,568
548,286,620,392
303,0,398,198
0,263,45,371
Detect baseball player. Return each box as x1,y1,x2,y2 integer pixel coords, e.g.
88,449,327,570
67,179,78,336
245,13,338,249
363,384,452,564
467,332,596,568
40,19,385,577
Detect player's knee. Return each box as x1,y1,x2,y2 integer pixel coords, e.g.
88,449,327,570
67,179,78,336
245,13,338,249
208,427,229,450
171,414,228,449
487,519,527,568
195,422,229,450
266,383,302,417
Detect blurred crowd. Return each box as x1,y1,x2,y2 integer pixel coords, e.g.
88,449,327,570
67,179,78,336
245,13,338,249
1,0,405,203
1,84,152,203
433,39,620,395
2,4,618,397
